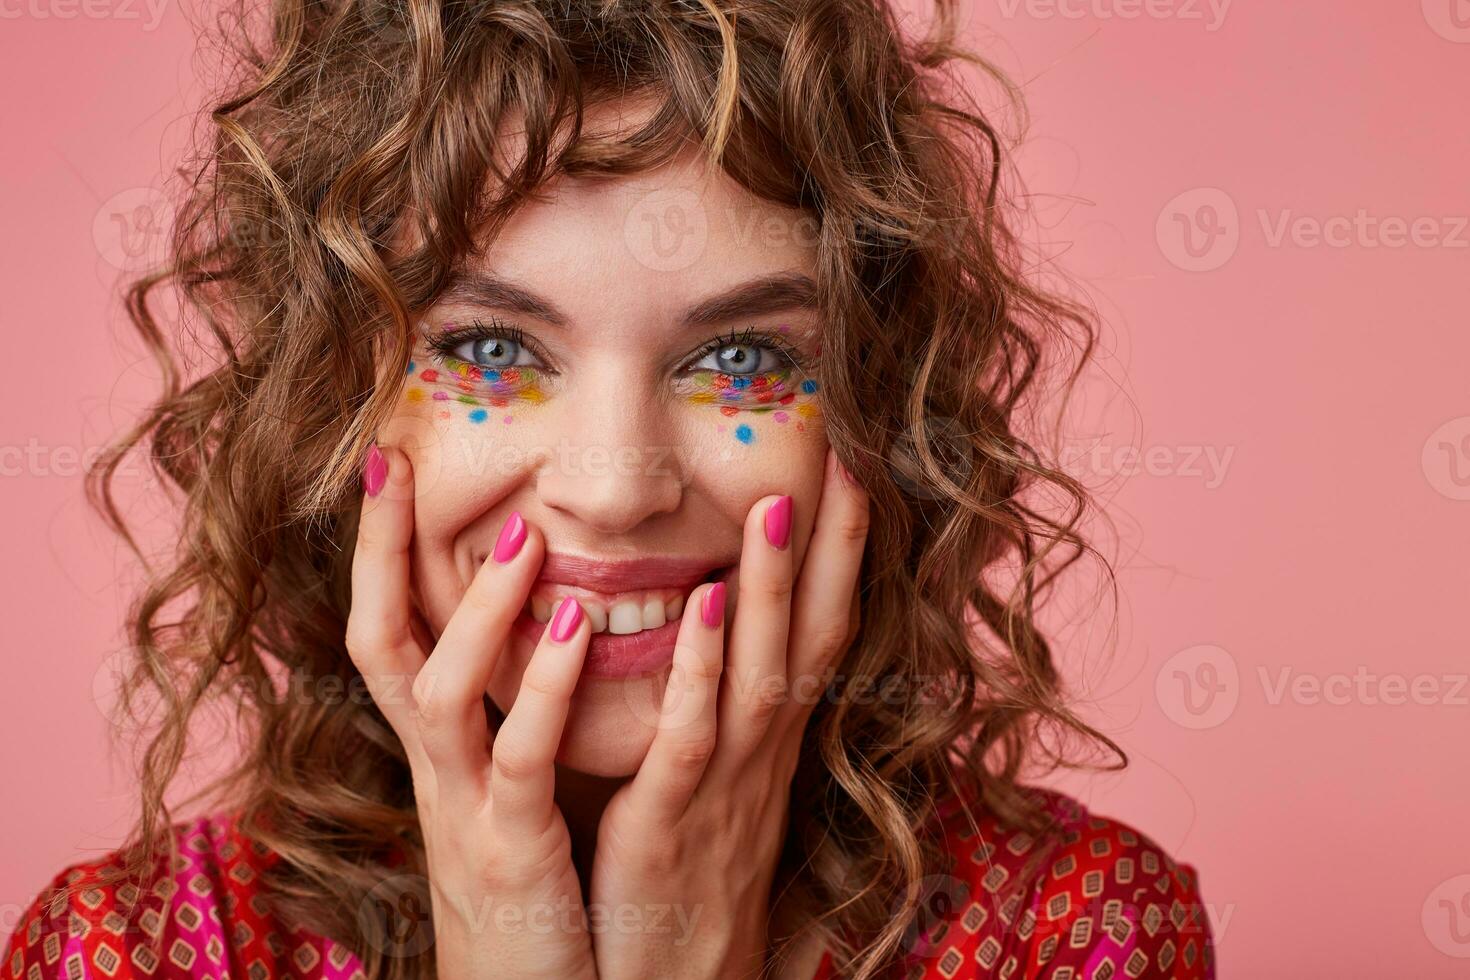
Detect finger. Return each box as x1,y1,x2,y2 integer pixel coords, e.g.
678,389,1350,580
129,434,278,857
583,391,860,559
716,492,795,759
413,511,543,795
346,443,427,747
625,581,726,821
489,596,591,833
780,446,869,731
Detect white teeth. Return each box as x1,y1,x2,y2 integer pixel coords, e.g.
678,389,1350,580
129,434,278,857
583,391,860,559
523,576,720,636
608,601,644,635
586,603,608,634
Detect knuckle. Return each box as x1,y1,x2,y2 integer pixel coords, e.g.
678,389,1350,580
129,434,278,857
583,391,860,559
806,620,854,658
668,734,718,769
459,580,506,616
410,673,462,729
491,741,542,783
680,652,724,684
747,673,789,719
517,664,567,701
838,512,871,544
754,575,794,604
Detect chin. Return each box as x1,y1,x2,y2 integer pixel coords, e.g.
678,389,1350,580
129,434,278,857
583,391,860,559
489,633,674,777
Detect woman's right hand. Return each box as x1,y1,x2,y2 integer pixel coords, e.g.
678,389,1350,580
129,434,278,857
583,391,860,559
346,443,597,980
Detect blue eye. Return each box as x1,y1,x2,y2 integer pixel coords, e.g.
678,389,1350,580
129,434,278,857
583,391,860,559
693,342,782,376
453,335,533,369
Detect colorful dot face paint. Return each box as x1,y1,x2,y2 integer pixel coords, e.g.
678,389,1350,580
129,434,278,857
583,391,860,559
400,320,551,424
676,368,822,443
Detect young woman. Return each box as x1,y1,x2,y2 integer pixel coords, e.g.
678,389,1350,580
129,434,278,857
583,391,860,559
4,0,1215,977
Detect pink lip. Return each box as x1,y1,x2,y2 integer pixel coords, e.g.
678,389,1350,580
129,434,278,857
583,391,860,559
513,612,689,678
502,553,738,678
533,552,732,596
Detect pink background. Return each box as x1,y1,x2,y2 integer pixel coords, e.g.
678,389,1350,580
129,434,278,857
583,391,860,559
2,1,1467,974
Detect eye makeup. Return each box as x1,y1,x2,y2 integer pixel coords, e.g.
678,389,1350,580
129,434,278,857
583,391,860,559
399,317,823,438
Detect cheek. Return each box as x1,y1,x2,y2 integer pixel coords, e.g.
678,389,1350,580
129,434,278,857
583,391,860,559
679,373,825,449
401,355,549,428
382,381,552,630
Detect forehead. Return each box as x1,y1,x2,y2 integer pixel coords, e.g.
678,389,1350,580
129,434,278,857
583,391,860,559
411,96,817,323
476,149,817,308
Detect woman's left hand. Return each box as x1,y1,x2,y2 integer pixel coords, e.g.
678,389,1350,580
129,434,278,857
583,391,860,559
589,446,869,980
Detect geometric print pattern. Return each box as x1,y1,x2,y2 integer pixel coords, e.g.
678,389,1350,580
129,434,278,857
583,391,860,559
3,815,368,980
5,787,1212,979
813,785,1216,978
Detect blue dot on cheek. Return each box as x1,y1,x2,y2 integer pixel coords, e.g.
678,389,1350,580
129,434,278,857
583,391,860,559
406,360,417,375
468,408,488,424
734,424,754,444
800,379,818,394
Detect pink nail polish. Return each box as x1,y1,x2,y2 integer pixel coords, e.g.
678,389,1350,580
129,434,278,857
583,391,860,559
549,596,584,643
362,444,387,497
493,511,527,563
764,495,792,550
701,582,726,628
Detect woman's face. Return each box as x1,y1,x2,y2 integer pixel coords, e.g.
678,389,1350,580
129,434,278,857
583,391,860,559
381,141,829,777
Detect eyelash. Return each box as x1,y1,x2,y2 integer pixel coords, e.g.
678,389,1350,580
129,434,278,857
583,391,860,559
425,316,544,367
686,325,810,375
424,318,810,375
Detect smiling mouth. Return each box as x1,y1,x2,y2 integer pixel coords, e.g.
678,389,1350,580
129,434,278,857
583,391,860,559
474,548,737,675
522,562,730,636
509,563,735,679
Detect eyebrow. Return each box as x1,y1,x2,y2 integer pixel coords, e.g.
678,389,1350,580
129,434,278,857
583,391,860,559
434,270,817,328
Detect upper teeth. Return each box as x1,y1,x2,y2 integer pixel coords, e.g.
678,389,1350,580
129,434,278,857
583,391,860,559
528,590,689,634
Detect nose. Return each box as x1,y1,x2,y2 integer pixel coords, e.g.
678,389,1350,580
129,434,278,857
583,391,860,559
533,375,684,536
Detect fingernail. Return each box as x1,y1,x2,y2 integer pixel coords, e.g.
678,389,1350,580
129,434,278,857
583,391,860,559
549,596,584,643
701,582,726,629
764,495,792,550
493,511,527,563
363,444,387,497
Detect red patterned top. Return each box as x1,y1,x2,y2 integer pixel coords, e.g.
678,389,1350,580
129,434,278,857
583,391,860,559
3,787,1213,979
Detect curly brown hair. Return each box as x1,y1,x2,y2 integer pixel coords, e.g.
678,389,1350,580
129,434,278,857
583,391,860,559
84,0,1123,976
